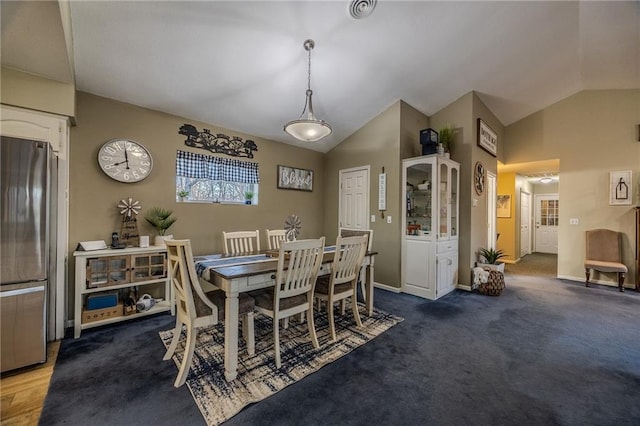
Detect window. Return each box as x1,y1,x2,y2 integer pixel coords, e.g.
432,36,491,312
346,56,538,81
539,199,559,226
176,150,259,204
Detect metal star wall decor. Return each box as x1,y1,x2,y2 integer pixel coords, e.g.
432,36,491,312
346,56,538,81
284,214,302,241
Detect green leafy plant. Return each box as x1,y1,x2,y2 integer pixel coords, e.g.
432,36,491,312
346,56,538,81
438,124,455,153
478,247,506,264
144,207,177,236
244,191,254,200
177,190,189,198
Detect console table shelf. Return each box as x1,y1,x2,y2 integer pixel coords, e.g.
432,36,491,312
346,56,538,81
73,246,171,338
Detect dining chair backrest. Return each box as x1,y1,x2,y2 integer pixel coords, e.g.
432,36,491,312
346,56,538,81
338,227,373,251
166,239,218,323
223,230,260,254
265,229,287,250
275,237,325,301
331,235,369,286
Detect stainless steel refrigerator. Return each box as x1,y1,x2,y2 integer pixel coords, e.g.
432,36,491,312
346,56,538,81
1,136,50,372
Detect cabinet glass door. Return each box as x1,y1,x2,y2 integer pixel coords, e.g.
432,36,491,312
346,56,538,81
439,162,449,237
436,161,459,240
451,166,458,237
406,160,434,237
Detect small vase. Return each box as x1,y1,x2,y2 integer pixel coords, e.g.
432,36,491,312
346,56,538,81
154,234,174,246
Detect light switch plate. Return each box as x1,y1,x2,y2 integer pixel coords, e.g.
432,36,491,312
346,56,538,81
570,218,579,225
371,215,376,222
386,215,392,224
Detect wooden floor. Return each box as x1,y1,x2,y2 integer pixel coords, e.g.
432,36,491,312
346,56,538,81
0,341,60,426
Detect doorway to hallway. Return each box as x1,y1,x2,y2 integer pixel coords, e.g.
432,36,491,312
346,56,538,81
505,253,557,278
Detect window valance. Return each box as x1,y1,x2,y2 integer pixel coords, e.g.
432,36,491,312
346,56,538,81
176,150,259,184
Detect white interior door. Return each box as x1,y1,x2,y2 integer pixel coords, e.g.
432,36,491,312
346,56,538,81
339,166,370,229
520,191,531,257
535,194,559,254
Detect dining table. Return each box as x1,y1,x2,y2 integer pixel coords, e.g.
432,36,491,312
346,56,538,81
194,245,377,381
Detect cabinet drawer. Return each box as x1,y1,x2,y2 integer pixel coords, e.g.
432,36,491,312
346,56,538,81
437,240,457,253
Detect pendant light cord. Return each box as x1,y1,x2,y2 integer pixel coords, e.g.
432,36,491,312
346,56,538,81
296,43,313,118
307,45,312,92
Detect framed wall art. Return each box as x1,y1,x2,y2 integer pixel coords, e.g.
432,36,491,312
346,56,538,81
609,170,632,205
477,118,497,157
277,165,314,191
497,194,511,218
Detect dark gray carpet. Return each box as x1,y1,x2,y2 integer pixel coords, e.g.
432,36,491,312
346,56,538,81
41,275,640,425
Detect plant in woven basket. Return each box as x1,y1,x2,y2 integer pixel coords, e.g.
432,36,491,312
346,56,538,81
477,247,506,273
478,248,505,264
144,207,177,236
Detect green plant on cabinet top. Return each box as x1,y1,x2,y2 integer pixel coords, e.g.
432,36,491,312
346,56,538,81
144,207,177,236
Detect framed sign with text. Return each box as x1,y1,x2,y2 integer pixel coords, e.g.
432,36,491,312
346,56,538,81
477,118,497,157
277,165,313,191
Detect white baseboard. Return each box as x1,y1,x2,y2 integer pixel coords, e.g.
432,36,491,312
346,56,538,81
373,282,401,293
456,284,472,292
556,274,635,290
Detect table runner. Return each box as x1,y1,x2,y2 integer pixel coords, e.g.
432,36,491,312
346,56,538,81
194,245,337,278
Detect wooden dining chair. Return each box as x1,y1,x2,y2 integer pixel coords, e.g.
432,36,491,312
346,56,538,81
314,235,368,341
223,230,260,254
338,227,373,301
252,237,325,368
265,229,287,250
163,239,255,387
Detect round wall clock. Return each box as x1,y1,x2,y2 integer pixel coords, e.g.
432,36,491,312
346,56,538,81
98,139,153,183
474,161,485,195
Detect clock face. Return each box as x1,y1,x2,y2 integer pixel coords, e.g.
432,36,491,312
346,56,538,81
474,161,485,195
98,139,153,183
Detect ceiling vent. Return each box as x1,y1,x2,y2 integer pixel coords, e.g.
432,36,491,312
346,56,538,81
348,0,377,19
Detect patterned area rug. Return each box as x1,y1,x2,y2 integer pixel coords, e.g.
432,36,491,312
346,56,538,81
159,304,403,425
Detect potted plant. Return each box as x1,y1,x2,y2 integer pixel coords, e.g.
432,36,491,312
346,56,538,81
243,191,254,205
438,124,455,157
477,247,506,272
144,207,177,246
177,190,189,202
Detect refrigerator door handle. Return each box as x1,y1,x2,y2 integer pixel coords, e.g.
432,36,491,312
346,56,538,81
0,286,45,298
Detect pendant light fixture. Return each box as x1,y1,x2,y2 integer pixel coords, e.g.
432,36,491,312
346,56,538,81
284,39,332,142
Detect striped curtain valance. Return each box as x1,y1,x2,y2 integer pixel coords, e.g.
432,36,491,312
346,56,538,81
176,150,259,184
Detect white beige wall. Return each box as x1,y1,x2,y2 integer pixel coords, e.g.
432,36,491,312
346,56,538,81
1,67,75,118
506,89,640,286
323,101,404,288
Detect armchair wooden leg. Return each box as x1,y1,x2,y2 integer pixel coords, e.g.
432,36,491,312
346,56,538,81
585,268,591,287
618,272,625,292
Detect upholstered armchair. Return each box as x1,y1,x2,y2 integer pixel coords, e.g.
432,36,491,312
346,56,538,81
584,229,628,292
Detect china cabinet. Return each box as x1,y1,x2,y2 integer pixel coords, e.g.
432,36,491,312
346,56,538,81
74,246,171,338
402,155,459,300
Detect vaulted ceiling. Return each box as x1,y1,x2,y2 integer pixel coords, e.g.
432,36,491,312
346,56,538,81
2,1,638,153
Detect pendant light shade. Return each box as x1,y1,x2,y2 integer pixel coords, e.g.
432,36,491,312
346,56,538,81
284,39,332,142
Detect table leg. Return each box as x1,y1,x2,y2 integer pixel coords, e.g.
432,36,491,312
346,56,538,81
365,261,374,315
224,289,239,381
